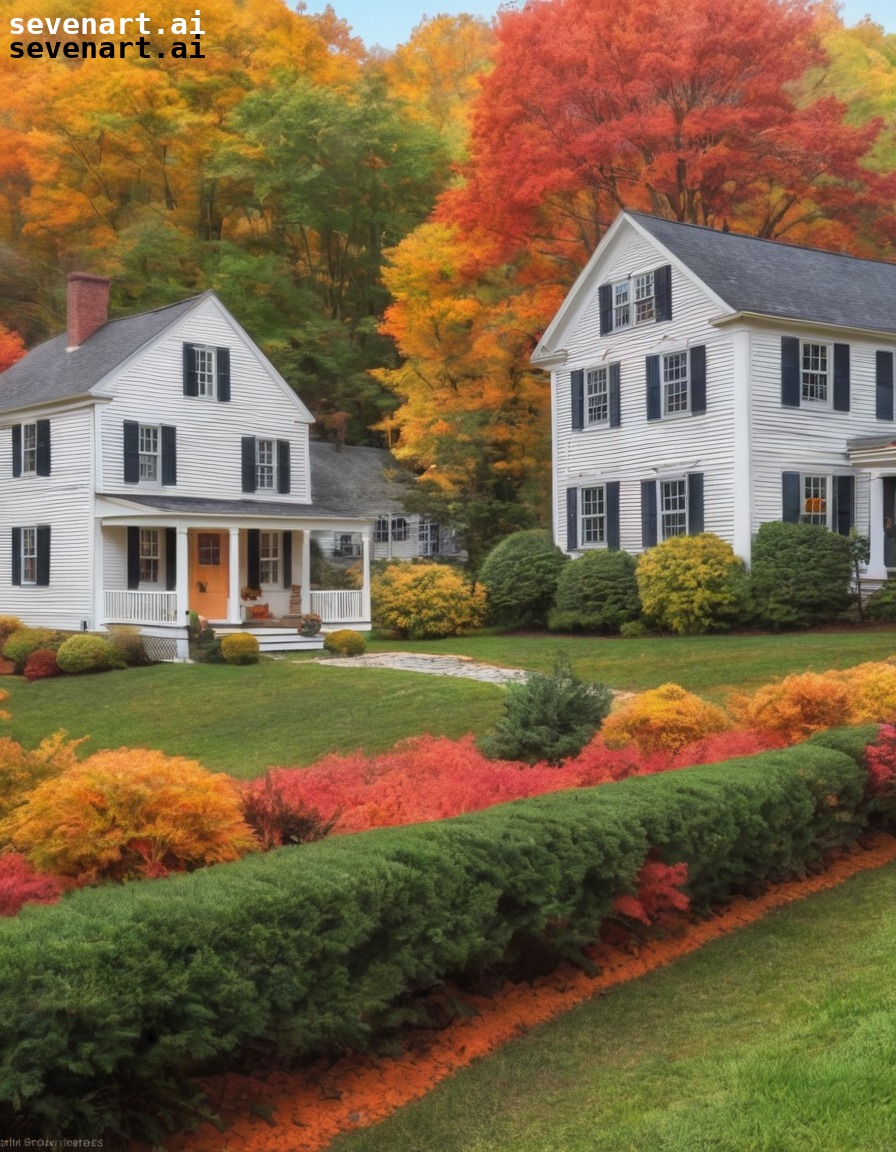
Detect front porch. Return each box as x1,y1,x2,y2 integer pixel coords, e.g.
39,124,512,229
96,495,373,660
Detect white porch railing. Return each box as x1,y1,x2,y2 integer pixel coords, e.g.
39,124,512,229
310,589,364,623
104,590,178,625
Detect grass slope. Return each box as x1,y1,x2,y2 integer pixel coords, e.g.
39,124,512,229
0,662,505,779
332,860,896,1152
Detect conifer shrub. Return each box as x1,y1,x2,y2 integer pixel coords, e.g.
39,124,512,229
749,520,853,629
22,648,61,681
478,653,612,764
220,632,260,665
635,533,748,634
2,749,259,882
729,671,851,743
55,634,125,675
864,580,896,622
323,629,367,657
602,683,730,755
2,627,61,672
372,562,486,639
478,530,568,628
548,549,640,633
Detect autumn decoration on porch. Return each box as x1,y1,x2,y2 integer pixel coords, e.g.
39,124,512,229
298,612,322,636
241,586,263,602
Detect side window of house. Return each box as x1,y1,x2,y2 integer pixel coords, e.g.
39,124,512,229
781,471,854,535
598,264,672,336
565,482,620,551
11,525,50,586
645,346,706,420
11,420,51,477
241,437,291,495
123,423,176,485
570,364,621,430
640,474,704,548
780,337,850,412
182,343,231,401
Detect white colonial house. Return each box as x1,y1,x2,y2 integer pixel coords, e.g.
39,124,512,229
532,211,896,582
0,273,374,659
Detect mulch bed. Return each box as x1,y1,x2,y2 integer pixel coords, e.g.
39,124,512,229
138,833,896,1152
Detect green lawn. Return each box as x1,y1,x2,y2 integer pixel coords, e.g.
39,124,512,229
332,861,896,1152
363,627,896,699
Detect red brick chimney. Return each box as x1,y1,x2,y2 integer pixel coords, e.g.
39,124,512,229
66,272,111,350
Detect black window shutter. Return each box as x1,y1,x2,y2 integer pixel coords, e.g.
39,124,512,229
35,525,50,586
247,529,261,587
241,437,256,493
833,475,854,536
35,420,51,476
782,472,801,522
11,527,21,585
216,347,231,402
183,343,198,396
277,439,291,494
609,363,621,427
606,481,621,550
127,526,140,589
641,480,657,548
690,346,707,415
876,351,894,420
654,264,672,321
781,336,801,408
598,284,613,336
11,425,20,478
282,530,292,587
571,370,585,431
833,343,850,412
165,527,176,591
566,488,578,551
687,472,704,535
646,355,661,421
161,426,177,486
123,421,140,484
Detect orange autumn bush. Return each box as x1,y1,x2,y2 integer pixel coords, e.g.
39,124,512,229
600,683,730,755
0,729,85,820
3,748,259,882
834,662,896,724
729,671,852,743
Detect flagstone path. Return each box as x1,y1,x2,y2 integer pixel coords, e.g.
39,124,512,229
315,651,529,684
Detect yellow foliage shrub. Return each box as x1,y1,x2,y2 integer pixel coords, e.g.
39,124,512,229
834,662,896,724
0,729,85,821
601,683,730,755
729,672,851,743
372,563,486,639
3,748,259,882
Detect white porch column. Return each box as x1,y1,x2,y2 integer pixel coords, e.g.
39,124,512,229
92,517,105,631
361,531,372,624
867,472,887,581
227,527,240,621
175,526,190,626
301,531,312,613
731,328,753,564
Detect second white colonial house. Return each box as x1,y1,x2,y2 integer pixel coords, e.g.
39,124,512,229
532,210,896,583
0,274,374,659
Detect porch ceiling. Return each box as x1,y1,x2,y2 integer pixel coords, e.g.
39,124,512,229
97,493,373,530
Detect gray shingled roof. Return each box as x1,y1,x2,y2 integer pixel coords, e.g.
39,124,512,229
102,493,356,520
0,294,204,415
630,212,896,334
309,442,414,516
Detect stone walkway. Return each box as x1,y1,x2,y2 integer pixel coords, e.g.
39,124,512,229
315,651,529,685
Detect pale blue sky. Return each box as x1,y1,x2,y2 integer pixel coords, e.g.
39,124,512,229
300,0,894,51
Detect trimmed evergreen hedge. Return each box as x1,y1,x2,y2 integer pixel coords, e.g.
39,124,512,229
0,743,868,1141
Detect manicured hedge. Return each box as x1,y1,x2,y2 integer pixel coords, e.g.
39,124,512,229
0,743,868,1141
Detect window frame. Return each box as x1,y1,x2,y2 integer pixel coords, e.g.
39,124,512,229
799,472,830,528
138,424,160,483
585,367,610,426
662,350,690,416
139,528,160,585
659,477,689,540
21,422,37,476
255,438,276,491
418,519,442,556
801,341,831,406
579,484,607,547
193,345,217,398
21,526,37,585
259,530,280,585
611,271,656,331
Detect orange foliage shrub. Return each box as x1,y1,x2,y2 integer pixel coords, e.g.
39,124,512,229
0,730,84,821
729,672,852,743
3,749,259,882
835,662,896,725
600,684,730,755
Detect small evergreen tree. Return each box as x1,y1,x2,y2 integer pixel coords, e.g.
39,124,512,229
549,549,640,633
479,530,568,629
750,521,853,629
478,653,612,765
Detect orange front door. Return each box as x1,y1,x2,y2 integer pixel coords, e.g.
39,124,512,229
189,530,229,620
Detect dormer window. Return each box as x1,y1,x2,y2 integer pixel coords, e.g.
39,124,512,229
599,265,671,335
194,347,216,397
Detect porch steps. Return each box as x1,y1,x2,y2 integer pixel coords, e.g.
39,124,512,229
214,625,324,653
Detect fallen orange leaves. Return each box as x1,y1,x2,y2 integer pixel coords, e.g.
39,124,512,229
140,832,896,1152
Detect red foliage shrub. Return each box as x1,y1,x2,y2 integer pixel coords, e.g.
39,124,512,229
865,723,896,797
23,648,61,681
241,772,336,848
0,852,63,915
612,855,690,927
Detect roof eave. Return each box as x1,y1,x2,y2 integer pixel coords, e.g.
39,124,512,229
711,310,896,341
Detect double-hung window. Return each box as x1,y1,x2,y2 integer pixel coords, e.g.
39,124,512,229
194,346,217,397
580,486,606,545
585,368,610,425
801,343,829,404
419,519,441,555
259,531,279,584
613,281,630,328
21,424,37,475
599,265,671,335
659,479,688,538
139,425,159,482
663,352,690,415
255,439,275,490
646,346,707,420
139,529,160,584
800,474,828,526
21,527,37,584
633,271,655,323
374,517,389,543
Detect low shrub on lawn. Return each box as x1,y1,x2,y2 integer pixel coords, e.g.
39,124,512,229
55,634,124,675
729,671,853,742
602,683,730,755
323,629,367,657
0,743,868,1143
3,627,62,672
23,648,61,681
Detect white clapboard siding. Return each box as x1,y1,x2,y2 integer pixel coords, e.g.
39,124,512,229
0,407,94,628
98,296,312,504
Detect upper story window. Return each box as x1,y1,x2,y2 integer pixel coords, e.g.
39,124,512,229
599,265,671,336
183,343,231,402
781,337,850,413
571,363,621,431
123,422,176,486
12,419,50,478
139,425,159,482
646,346,707,421
586,368,610,425
241,437,291,495
255,439,275,490
801,343,829,404
663,352,690,415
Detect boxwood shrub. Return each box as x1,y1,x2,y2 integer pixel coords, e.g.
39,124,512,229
0,743,868,1143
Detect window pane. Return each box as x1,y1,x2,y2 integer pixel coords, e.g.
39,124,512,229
634,272,655,323
660,479,687,538
260,531,280,584
802,474,828,525
256,439,275,489
663,352,689,414
140,528,159,583
195,347,216,396
392,517,408,542
139,425,159,481
586,368,609,424
22,424,37,474
801,343,828,402
197,533,220,565
580,486,606,544
22,526,37,583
